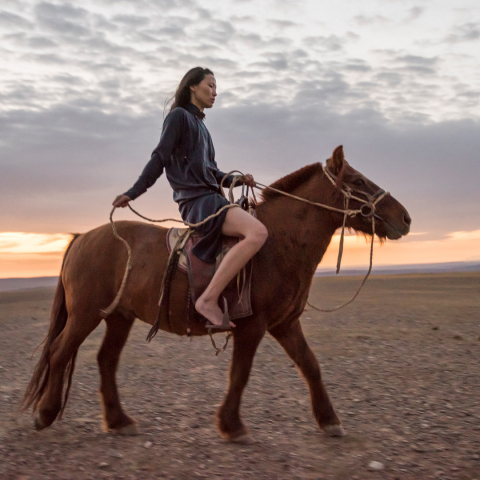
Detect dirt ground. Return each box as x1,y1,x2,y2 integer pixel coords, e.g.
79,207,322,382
0,272,479,480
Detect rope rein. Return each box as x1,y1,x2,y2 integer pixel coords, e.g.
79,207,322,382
101,166,389,319
306,216,375,313
126,203,240,228
100,209,133,318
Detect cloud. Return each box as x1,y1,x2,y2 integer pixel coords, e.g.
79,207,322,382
405,6,425,22
448,230,480,241
294,75,354,107
195,6,212,20
25,52,66,64
251,52,290,70
389,54,439,75
112,14,151,27
457,90,480,99
0,233,71,254
269,19,297,28
395,55,438,66
100,0,181,6
354,15,389,26
445,22,480,43
34,2,91,37
177,54,238,70
27,35,58,48
51,74,87,86
196,19,236,43
344,60,371,72
400,65,436,75
0,10,32,28
303,34,347,52
0,84,40,109
237,33,291,49
374,71,403,86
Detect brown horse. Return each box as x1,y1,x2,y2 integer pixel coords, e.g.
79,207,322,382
23,146,410,443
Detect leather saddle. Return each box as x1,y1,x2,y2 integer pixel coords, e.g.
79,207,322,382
166,228,253,321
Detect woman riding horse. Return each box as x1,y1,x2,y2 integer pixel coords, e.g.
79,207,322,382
112,67,268,329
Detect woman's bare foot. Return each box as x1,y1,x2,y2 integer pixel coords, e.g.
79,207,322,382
195,296,236,328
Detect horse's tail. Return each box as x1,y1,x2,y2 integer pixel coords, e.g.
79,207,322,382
22,234,80,415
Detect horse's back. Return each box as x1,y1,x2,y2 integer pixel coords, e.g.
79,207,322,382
62,221,172,323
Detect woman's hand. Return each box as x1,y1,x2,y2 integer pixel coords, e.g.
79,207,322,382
242,174,256,188
112,194,132,208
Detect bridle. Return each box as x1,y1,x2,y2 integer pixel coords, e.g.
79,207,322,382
254,165,390,313
254,165,390,274
322,166,389,221
321,166,390,273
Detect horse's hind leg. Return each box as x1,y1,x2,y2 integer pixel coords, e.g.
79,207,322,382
270,320,345,437
217,318,266,444
35,315,101,430
97,314,138,435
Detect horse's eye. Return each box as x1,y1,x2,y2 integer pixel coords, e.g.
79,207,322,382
353,178,365,187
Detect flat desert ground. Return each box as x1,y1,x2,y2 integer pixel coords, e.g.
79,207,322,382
1,272,479,480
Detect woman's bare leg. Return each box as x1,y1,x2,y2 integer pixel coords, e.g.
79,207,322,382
195,207,268,326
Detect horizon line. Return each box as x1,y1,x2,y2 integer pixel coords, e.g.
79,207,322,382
1,259,479,282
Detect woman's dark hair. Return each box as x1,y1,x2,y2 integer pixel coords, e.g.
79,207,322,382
170,67,214,112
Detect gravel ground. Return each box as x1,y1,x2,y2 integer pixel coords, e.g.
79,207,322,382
0,272,479,480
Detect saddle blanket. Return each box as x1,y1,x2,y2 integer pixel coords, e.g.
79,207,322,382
166,228,253,321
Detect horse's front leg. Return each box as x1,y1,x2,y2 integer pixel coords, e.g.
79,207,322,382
270,320,346,437
217,317,266,444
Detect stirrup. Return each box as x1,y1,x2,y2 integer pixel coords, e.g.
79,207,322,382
205,297,232,330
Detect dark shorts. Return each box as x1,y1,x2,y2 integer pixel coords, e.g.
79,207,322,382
178,193,231,263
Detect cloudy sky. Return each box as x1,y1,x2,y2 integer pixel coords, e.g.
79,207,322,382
1,0,479,277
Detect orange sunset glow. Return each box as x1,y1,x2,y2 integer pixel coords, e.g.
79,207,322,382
1,229,479,279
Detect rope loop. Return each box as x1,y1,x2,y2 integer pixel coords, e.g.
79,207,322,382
360,203,374,217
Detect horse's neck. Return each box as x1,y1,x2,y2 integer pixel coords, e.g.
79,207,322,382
256,174,341,276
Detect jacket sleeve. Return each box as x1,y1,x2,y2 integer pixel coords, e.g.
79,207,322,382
213,161,244,188
214,169,235,188
124,109,185,200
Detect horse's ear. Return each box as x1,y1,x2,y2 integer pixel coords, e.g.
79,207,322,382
327,145,344,175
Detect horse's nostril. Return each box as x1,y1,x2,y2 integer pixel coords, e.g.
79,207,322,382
404,212,412,226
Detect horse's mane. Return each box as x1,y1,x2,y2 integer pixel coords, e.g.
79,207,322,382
260,163,323,202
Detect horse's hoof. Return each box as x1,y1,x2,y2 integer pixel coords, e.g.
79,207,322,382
34,415,47,431
229,433,255,445
323,424,346,437
113,423,140,436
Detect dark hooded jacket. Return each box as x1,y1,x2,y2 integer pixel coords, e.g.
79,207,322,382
124,103,233,202
124,103,238,263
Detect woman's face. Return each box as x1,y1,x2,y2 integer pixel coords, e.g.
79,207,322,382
190,74,217,110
